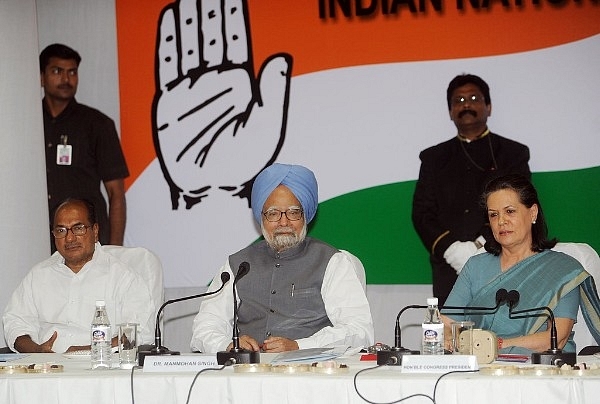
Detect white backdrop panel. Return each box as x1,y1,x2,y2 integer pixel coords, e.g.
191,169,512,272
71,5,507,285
0,0,50,348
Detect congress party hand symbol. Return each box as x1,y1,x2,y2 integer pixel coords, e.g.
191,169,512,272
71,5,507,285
153,0,292,209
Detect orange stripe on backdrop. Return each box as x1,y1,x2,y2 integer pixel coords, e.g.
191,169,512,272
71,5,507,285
116,0,167,190
116,0,600,188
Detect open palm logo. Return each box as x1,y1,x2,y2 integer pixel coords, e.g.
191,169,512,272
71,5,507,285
153,0,292,209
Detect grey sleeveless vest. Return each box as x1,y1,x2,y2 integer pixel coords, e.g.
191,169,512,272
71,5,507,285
229,237,336,343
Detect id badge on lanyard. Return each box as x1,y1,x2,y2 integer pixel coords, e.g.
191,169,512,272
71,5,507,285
56,134,72,165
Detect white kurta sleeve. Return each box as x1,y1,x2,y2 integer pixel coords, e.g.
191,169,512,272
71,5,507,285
115,272,156,346
295,251,374,349
2,271,40,351
190,261,235,353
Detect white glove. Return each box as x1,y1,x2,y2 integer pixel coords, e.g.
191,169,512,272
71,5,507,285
443,241,479,274
474,235,486,251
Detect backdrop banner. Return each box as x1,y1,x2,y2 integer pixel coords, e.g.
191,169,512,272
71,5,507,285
116,0,600,288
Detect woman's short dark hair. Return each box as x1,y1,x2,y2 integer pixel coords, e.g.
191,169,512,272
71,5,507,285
481,174,557,255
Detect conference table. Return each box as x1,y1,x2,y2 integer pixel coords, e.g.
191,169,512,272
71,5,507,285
2,351,600,404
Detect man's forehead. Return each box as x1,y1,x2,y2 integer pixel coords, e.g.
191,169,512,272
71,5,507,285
47,57,78,68
265,187,300,206
453,83,483,95
54,204,88,223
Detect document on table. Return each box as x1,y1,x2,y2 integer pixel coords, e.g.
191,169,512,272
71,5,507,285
271,346,350,364
0,354,29,362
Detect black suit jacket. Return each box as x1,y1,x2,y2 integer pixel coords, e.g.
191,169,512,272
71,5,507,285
412,132,531,303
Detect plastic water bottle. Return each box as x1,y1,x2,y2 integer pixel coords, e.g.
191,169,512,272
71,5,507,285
422,297,444,355
91,300,112,369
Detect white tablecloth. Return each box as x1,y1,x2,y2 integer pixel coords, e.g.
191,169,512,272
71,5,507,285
2,353,600,404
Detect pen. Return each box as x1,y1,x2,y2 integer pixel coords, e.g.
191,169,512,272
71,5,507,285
291,283,295,297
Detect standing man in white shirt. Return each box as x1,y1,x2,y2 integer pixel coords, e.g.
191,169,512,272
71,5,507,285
191,163,374,353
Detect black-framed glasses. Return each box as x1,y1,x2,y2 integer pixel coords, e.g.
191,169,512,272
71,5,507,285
262,208,303,222
52,224,92,239
452,94,484,105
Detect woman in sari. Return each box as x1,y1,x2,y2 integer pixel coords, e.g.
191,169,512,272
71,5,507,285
442,174,600,354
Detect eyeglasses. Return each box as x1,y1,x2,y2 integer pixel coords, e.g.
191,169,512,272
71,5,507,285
262,208,304,222
52,224,92,239
452,94,484,105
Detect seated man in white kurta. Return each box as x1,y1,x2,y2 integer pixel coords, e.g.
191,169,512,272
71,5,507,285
2,199,154,353
191,163,374,353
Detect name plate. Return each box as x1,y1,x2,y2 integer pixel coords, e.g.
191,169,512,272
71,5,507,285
142,354,220,373
400,355,478,373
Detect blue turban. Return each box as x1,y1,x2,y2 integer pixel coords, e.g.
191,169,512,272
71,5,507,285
251,164,319,224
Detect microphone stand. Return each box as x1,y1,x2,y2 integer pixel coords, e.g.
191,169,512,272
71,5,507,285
507,290,576,366
441,289,509,315
138,272,230,366
377,290,509,366
217,262,260,365
377,305,425,365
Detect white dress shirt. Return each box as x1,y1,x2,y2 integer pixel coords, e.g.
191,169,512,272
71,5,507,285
3,243,155,353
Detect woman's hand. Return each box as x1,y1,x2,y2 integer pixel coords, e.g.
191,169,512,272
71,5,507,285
500,318,575,351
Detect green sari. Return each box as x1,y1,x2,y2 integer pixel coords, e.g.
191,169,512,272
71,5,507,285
444,250,600,354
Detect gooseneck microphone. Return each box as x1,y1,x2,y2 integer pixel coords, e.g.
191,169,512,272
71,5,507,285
496,288,509,308
442,288,509,314
217,262,260,365
507,289,576,366
394,305,427,350
377,289,509,365
506,289,520,311
138,272,231,366
232,262,250,351
377,305,427,365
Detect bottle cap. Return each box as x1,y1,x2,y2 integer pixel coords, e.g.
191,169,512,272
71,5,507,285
95,300,106,307
426,297,438,306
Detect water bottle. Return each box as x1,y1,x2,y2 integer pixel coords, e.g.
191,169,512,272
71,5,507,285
422,297,444,355
91,300,112,369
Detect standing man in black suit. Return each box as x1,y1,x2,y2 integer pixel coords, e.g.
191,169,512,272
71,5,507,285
412,74,531,305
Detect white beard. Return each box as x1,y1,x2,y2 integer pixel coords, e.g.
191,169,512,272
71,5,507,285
262,222,307,252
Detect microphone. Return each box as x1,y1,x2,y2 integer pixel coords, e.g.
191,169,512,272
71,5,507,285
377,290,509,366
442,288,509,313
232,262,250,351
138,272,231,366
496,288,509,307
217,262,260,365
377,305,426,365
507,289,520,310
507,290,576,366
394,305,427,349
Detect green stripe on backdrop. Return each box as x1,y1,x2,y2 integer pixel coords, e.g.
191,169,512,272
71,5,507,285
308,166,600,285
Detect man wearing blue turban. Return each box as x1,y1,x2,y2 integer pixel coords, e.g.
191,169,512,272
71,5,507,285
250,163,319,225
192,164,374,353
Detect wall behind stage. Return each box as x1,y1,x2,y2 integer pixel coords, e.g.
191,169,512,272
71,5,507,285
0,0,51,348
116,0,600,288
